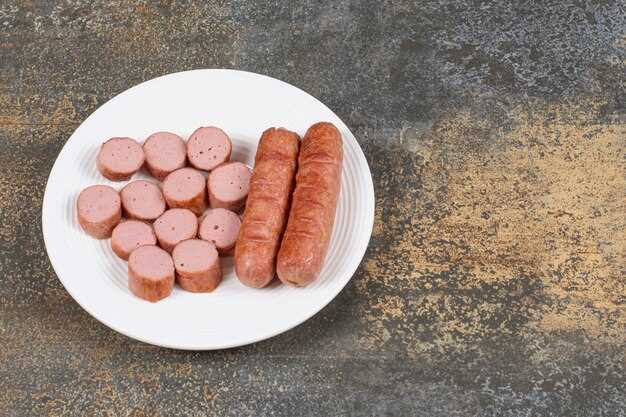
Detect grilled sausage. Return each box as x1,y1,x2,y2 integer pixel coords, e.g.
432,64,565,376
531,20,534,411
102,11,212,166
276,122,342,286
234,127,300,288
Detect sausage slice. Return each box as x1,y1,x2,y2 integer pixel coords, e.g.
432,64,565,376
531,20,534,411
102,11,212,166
207,162,252,211
276,122,343,287
187,126,231,171
198,208,241,255
120,180,166,221
128,245,175,302
97,137,145,181
77,185,122,239
172,239,222,292
154,208,198,252
234,128,300,288
143,131,187,180
162,167,207,215
111,220,157,260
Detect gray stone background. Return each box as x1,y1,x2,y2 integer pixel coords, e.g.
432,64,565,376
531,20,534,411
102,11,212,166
1,1,624,416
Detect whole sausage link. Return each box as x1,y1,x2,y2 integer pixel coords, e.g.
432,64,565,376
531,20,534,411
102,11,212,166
234,127,300,288
276,122,343,286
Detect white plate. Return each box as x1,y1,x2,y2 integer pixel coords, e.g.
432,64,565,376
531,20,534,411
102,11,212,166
42,69,375,350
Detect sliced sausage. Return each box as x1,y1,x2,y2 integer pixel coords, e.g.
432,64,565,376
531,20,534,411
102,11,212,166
154,208,198,252
276,122,343,287
111,220,157,260
97,137,145,181
162,167,207,215
207,162,252,212
234,127,300,288
143,131,187,180
77,184,122,239
120,180,166,221
187,126,232,171
198,208,241,255
172,239,222,292
128,245,175,302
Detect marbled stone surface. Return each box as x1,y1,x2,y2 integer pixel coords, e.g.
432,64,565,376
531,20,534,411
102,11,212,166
1,1,624,416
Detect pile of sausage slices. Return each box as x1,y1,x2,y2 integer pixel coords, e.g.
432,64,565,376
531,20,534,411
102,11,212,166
77,122,343,302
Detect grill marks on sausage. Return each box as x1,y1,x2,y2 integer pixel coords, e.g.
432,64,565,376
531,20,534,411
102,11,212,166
234,127,300,288
276,122,343,287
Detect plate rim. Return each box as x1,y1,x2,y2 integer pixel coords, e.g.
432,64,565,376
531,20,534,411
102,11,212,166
41,68,375,350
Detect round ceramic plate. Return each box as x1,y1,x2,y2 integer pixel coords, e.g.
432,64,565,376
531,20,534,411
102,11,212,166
42,69,375,350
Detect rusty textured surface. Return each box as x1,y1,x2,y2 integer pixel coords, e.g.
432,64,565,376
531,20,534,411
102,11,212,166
1,1,625,416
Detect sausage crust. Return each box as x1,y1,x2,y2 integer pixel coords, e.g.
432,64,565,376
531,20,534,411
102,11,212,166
276,122,343,286
234,127,300,288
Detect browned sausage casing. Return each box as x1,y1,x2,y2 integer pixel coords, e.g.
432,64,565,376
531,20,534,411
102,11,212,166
276,122,343,286
234,128,300,288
